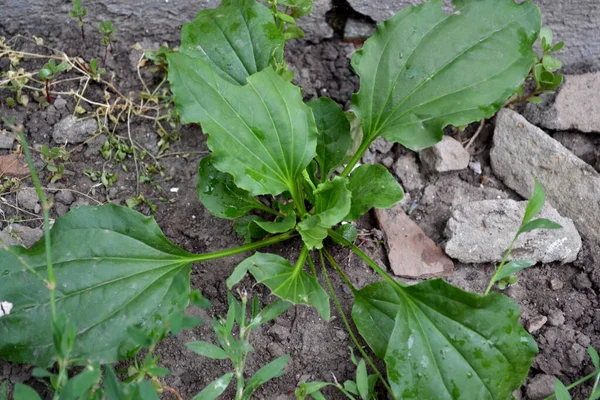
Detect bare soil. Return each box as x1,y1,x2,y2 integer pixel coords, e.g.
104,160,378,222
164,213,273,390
1,14,599,400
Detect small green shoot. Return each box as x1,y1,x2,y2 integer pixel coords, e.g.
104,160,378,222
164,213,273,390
99,20,116,66
485,179,562,294
188,290,292,400
40,145,69,183
69,0,88,40
38,59,69,103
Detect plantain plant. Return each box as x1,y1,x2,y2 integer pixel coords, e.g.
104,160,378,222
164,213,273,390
0,0,568,398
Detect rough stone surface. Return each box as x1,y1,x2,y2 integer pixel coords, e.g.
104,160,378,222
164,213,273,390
525,73,600,133
53,116,98,145
491,109,600,246
526,374,556,400
444,199,581,264
369,137,393,154
393,153,424,192
0,133,15,149
343,18,375,42
0,224,43,248
345,0,600,71
374,204,453,278
16,188,40,212
0,154,29,178
419,136,469,172
527,315,548,333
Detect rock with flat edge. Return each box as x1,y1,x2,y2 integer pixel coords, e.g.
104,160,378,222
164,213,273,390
53,116,98,145
0,133,15,149
444,199,581,264
524,73,600,133
0,154,29,178
419,135,470,172
491,109,600,246
0,224,43,248
526,374,556,400
374,204,453,278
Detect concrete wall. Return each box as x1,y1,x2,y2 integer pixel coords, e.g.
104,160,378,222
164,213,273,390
1,0,598,72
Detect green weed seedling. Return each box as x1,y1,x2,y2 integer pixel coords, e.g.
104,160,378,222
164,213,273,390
547,346,600,400
99,20,115,66
38,59,68,103
507,26,564,106
86,58,105,80
69,0,88,40
0,0,569,398
41,145,69,183
188,290,292,399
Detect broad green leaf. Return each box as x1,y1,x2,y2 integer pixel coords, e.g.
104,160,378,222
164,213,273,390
551,42,565,53
589,346,600,369
542,54,562,72
345,164,403,221
539,27,553,50
235,253,330,320
344,380,358,395
60,363,102,400
521,179,546,226
351,0,540,151
298,382,330,395
356,359,369,400
13,384,41,400
180,0,284,85
332,224,358,245
308,97,352,179
137,381,160,400
197,156,262,219
298,177,352,249
518,218,562,234
248,299,292,328
242,354,290,400
352,279,537,399
168,55,318,196
186,341,229,360
553,379,572,400
0,204,194,367
193,373,234,400
234,215,268,244
493,260,535,283
252,202,297,234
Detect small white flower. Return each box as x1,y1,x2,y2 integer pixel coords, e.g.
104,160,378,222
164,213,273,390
0,301,13,317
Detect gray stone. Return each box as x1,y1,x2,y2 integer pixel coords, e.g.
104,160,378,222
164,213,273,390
346,0,453,23
55,189,75,205
547,309,565,326
552,132,599,170
296,0,333,41
550,278,564,290
525,73,600,133
491,109,600,246
526,374,556,400
393,152,424,192
0,224,43,248
361,148,375,164
370,137,393,154
381,156,394,169
344,18,376,42
16,187,40,212
53,116,98,145
420,136,470,172
0,133,15,149
444,199,581,264
345,0,599,71
53,96,67,110
526,315,547,333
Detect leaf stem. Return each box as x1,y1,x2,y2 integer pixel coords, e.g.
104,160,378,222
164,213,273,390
187,231,297,263
327,229,400,288
252,200,282,217
341,136,373,178
318,250,395,398
17,129,57,322
484,238,516,296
